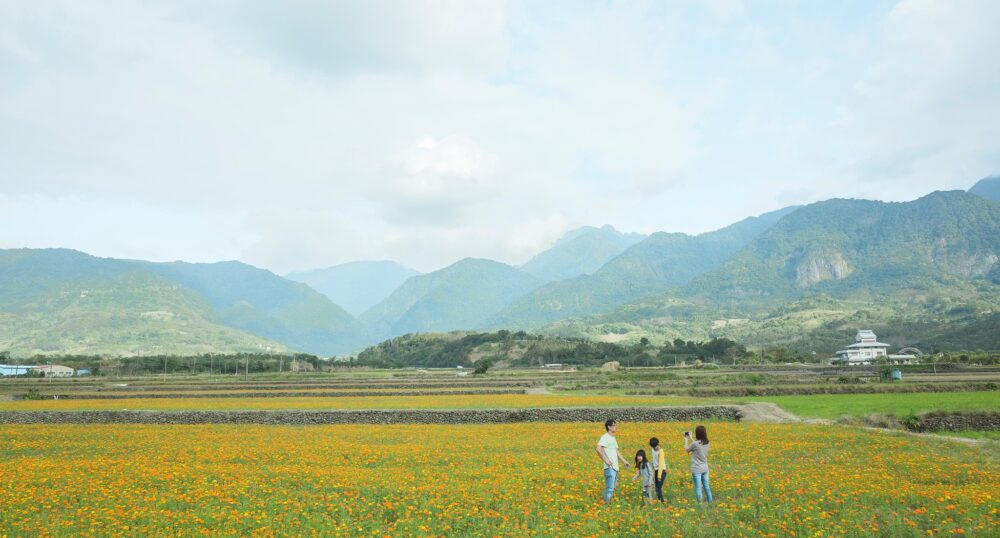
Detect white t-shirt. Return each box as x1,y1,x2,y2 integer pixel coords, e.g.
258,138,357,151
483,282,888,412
598,432,619,471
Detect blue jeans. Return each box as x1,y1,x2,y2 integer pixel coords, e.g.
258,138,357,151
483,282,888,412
654,470,666,502
603,467,618,502
692,472,713,502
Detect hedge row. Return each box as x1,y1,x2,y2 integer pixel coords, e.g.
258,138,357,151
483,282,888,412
0,406,742,425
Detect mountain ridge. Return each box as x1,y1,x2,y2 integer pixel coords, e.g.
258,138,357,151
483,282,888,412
286,260,419,316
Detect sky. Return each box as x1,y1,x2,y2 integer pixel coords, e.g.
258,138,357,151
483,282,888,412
2,0,999,274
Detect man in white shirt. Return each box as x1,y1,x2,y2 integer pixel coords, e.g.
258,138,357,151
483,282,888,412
595,418,631,503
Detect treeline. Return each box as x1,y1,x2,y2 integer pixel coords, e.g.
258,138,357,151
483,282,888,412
356,331,766,368
0,351,325,377
356,332,1000,369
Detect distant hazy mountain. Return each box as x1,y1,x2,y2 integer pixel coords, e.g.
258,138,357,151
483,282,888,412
491,206,798,329
520,225,645,283
143,261,365,355
561,190,1000,353
360,258,542,339
286,261,419,316
969,175,1000,202
0,249,285,356
0,249,365,356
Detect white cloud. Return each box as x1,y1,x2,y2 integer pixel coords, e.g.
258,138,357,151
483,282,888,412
1,1,998,275
825,0,1000,197
194,0,511,77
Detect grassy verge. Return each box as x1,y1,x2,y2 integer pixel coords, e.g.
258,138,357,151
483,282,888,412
945,430,1000,441
728,391,1000,419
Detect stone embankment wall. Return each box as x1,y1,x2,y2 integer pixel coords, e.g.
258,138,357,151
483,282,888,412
23,389,527,400
0,406,742,425
912,411,1000,433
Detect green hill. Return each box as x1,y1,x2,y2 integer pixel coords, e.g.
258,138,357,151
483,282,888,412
0,249,365,356
0,249,286,356
520,225,644,283
552,191,1000,353
286,261,419,316
490,206,797,329
360,258,542,340
143,261,365,355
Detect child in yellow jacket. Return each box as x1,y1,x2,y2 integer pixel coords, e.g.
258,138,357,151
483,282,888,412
649,437,667,503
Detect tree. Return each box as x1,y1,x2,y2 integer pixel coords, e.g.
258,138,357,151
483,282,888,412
474,358,493,375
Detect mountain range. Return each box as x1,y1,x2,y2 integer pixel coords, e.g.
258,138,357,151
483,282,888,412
2,178,999,357
0,250,363,356
286,261,419,316
552,189,1000,353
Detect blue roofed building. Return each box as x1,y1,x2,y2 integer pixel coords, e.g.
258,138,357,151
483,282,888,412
0,364,37,376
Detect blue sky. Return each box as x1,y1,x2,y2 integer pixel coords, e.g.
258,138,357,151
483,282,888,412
1,0,998,273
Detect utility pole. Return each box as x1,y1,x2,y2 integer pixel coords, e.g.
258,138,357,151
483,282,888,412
163,356,167,381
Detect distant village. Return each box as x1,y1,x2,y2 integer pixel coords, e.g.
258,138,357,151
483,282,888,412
0,364,88,377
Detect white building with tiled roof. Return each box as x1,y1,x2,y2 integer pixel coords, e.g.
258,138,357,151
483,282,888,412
831,330,915,366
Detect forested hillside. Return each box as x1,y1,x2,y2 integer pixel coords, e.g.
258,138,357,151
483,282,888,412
491,206,797,329
551,191,1000,354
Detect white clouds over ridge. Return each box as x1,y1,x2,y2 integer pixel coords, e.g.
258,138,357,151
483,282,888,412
1,1,998,273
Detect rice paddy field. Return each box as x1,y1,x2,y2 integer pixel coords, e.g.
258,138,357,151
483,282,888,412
0,393,705,411
1,422,996,537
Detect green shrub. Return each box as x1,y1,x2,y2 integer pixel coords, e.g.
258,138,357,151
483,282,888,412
901,412,922,431
744,373,766,385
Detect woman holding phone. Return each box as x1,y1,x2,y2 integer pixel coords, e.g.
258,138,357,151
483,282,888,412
683,425,713,503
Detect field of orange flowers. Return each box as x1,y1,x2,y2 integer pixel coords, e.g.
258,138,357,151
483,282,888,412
1,422,995,536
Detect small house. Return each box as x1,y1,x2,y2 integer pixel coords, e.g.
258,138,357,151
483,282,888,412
31,365,75,377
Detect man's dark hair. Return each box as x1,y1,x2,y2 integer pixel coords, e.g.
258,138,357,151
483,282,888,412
604,419,616,431
649,437,659,448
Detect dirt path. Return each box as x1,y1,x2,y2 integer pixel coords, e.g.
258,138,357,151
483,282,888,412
737,403,996,454
737,402,802,423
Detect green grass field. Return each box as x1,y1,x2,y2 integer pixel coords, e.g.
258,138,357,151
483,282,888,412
731,391,999,419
